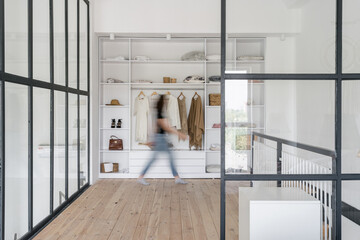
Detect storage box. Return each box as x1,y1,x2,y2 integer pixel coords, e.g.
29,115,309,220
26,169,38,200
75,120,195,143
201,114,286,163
100,162,119,173
163,77,170,83
209,93,221,106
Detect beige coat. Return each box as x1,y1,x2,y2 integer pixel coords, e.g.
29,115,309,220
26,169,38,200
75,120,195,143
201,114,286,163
177,96,188,136
187,95,204,150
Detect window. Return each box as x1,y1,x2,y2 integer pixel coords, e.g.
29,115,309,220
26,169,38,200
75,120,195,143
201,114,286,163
0,0,90,239
221,0,360,239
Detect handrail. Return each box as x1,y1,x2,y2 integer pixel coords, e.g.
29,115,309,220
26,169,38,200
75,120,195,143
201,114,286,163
252,132,336,158
251,132,360,228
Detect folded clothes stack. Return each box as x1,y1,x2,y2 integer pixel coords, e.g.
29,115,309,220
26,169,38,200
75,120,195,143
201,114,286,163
209,144,220,151
181,51,206,61
208,75,221,82
133,55,151,61
206,55,221,61
183,75,205,83
105,78,125,83
106,55,128,61
237,56,264,61
133,80,153,83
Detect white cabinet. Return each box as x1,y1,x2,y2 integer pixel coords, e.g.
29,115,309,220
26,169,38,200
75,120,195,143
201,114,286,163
239,187,321,240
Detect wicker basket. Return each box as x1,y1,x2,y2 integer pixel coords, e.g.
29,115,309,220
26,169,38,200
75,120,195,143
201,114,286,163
163,77,170,83
209,93,221,106
100,162,119,173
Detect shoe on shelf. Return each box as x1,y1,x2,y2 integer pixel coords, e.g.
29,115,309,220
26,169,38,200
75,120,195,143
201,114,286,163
137,178,150,186
175,178,188,184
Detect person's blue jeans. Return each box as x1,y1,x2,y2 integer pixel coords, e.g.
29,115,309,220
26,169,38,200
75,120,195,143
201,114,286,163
141,134,179,177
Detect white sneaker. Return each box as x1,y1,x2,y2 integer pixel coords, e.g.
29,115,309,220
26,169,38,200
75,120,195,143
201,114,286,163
175,178,188,184
137,178,150,185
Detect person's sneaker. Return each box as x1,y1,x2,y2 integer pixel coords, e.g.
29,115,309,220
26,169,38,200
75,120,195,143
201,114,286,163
175,178,188,184
137,178,150,185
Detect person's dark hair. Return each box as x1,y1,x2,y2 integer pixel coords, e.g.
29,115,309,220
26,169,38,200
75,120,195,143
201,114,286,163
157,94,165,113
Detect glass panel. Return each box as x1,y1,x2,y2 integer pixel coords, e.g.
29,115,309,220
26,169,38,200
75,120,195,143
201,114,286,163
5,0,28,77
5,83,28,239
33,88,50,225
79,96,87,186
69,93,78,196
33,0,50,81
79,1,88,91
226,0,336,73
54,0,66,85
225,80,335,174
69,0,78,88
342,181,360,239
343,0,360,73
54,91,66,209
342,81,360,173
226,181,335,240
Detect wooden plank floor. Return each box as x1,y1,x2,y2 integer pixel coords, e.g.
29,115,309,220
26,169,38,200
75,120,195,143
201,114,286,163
34,179,244,240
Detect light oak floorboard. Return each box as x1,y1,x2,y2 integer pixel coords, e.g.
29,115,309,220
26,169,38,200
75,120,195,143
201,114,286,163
34,179,242,240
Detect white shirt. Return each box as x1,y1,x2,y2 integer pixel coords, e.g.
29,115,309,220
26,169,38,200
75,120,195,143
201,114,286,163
166,95,181,129
134,96,149,143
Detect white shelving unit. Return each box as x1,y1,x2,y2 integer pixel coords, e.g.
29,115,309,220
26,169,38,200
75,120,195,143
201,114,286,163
98,35,266,178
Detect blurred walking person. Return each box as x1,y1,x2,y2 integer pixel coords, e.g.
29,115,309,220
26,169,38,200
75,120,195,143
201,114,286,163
137,94,188,185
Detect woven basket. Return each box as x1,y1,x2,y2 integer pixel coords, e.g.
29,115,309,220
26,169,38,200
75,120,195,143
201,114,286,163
100,162,119,173
163,77,170,83
209,93,221,106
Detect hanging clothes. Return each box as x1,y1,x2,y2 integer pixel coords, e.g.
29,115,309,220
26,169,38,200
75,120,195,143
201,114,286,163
177,95,188,136
134,95,150,143
187,94,204,150
166,95,181,129
148,94,160,137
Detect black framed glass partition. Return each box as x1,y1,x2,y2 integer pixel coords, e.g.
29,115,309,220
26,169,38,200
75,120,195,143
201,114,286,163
0,0,90,239
221,0,360,239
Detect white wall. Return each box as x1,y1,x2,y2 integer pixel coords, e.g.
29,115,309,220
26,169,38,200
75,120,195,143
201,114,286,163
93,0,300,34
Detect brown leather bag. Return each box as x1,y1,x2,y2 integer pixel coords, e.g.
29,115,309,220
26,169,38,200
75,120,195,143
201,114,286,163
109,135,123,150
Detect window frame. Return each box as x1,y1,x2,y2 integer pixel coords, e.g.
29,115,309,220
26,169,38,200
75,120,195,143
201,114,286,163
220,0,360,239
0,0,90,239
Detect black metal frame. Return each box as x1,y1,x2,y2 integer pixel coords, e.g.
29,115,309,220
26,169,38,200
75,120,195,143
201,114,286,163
0,0,90,239
220,0,360,239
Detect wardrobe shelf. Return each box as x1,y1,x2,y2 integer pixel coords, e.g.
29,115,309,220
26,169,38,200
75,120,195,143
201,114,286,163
205,60,264,63
206,128,220,130
100,149,130,153
206,150,221,152
100,60,129,63
100,83,130,85
129,149,206,152
100,105,129,108
206,106,220,108
226,127,265,130
131,60,205,64
100,128,129,130
130,83,204,90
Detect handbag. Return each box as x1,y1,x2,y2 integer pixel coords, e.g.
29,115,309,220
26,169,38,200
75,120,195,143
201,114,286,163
109,135,123,150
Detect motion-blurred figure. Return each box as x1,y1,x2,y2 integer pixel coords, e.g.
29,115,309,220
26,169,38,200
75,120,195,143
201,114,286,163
137,95,188,185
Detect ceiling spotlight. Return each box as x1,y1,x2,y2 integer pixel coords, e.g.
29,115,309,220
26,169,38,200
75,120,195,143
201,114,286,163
166,34,171,40
110,33,115,40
